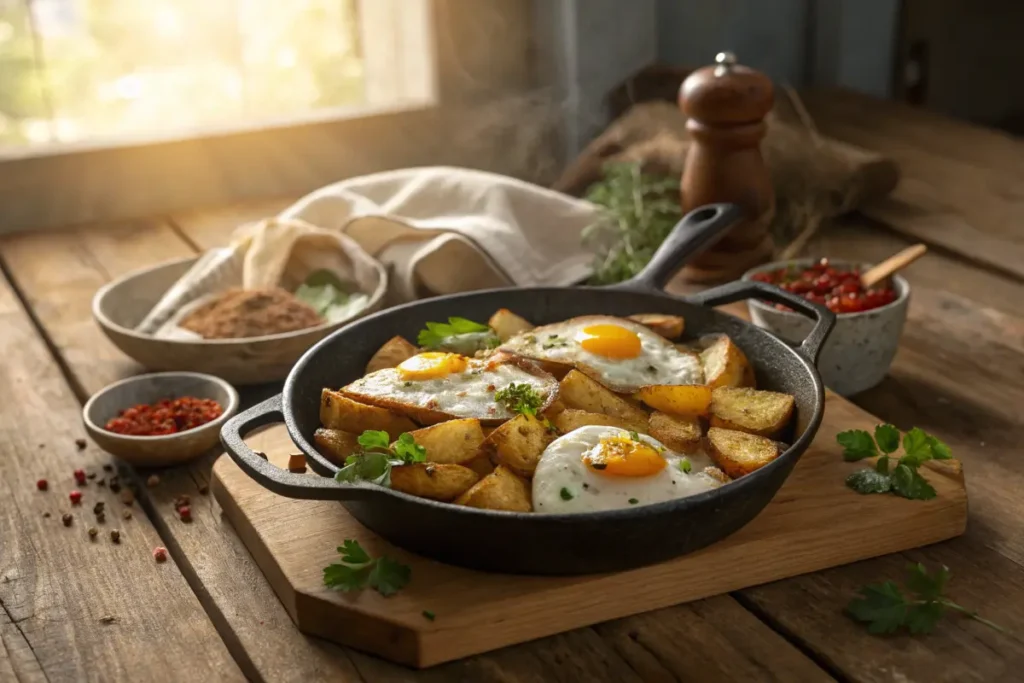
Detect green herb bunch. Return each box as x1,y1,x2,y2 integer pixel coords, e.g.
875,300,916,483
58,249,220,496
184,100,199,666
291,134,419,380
334,430,426,487
839,425,951,500
582,163,683,285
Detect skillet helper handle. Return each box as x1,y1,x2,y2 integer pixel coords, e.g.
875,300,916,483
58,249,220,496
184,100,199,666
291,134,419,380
616,203,747,291
687,280,836,365
220,395,367,501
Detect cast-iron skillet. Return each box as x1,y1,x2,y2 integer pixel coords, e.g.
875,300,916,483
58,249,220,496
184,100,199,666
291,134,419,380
221,203,835,575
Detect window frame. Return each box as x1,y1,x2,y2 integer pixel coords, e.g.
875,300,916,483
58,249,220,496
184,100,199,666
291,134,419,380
0,0,536,233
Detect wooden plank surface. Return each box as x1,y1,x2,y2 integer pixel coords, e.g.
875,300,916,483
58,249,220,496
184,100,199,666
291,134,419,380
0,256,243,682
211,394,966,668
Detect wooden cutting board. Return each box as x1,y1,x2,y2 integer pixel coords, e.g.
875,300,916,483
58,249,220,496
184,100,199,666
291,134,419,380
212,391,967,669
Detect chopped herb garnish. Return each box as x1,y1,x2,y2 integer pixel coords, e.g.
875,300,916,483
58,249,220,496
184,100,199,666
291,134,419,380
494,383,544,417
560,487,573,501
335,430,427,487
403,381,412,387
839,425,950,501
677,458,692,474
422,610,436,621
323,539,411,596
628,498,639,505
416,317,498,353
628,431,641,441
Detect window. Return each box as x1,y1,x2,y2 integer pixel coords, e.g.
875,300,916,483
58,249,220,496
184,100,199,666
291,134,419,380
0,0,537,233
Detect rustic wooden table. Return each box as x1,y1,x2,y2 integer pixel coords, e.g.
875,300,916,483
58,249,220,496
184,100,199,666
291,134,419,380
3,90,1024,683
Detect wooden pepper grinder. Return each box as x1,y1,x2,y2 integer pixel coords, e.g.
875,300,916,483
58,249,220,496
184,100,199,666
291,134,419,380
678,52,776,283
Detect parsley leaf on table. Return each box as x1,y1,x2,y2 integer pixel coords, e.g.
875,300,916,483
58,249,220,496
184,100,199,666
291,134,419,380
847,563,1008,637
494,383,544,417
323,540,411,596
837,430,878,461
839,425,950,501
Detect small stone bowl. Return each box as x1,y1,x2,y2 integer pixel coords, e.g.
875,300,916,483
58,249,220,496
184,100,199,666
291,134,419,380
82,372,240,467
743,259,910,396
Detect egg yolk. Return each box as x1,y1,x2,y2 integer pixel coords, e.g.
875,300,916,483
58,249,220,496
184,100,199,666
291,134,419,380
583,436,666,477
397,352,469,380
575,324,642,359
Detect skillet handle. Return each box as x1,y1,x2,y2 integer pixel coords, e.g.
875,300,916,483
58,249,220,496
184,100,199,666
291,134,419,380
686,280,836,365
220,395,374,501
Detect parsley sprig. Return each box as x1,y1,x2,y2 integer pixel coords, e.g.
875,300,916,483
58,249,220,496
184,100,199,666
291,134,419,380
839,425,951,500
494,383,544,417
417,317,499,353
323,539,411,596
848,563,1008,636
334,430,427,487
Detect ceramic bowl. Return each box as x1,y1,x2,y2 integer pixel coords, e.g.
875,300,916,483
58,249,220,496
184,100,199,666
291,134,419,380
82,372,240,467
92,257,387,385
743,259,909,396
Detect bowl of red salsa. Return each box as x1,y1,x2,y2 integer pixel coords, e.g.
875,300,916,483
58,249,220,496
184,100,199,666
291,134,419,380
743,258,909,396
82,372,239,466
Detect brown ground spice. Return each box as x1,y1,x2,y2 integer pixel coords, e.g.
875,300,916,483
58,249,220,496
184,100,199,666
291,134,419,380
180,288,323,339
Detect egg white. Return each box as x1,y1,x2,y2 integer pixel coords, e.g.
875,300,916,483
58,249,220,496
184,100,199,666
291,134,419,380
499,315,703,392
342,356,556,422
532,425,723,513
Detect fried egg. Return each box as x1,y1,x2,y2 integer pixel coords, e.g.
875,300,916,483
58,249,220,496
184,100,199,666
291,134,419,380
532,425,724,513
341,352,557,424
499,315,703,393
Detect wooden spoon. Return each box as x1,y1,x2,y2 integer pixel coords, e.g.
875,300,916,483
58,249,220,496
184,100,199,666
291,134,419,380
861,244,927,289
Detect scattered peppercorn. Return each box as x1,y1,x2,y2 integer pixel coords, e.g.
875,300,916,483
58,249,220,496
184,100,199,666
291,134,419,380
110,529,121,544
109,477,121,493
69,490,82,505
104,397,223,436
97,478,105,487
88,527,98,540
102,464,113,472
153,546,168,563
96,513,106,524
287,454,306,473
99,615,117,624
36,479,48,491
86,472,97,480
122,509,132,520
119,489,135,506
75,438,87,450
93,502,105,515
178,506,192,523
62,513,73,527
73,469,86,485
198,484,209,496
146,474,160,488
42,512,51,518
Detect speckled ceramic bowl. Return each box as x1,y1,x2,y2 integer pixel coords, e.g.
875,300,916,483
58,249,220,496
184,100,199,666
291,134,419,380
83,372,239,467
743,259,909,396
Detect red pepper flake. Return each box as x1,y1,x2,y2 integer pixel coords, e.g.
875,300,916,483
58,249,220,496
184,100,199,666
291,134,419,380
69,490,82,505
36,479,48,491
73,469,86,485
173,494,190,509
178,506,192,523
153,546,168,563
103,397,223,436
287,454,307,474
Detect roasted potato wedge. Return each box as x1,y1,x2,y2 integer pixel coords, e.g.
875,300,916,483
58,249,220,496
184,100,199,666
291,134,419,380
706,427,783,478
395,418,485,465
700,335,755,389
634,384,712,417
628,313,685,339
559,370,648,432
390,463,480,501
709,387,794,437
465,454,496,478
320,389,417,440
364,335,419,375
454,465,532,512
646,411,702,454
480,414,557,477
552,408,640,434
489,308,535,341
541,399,566,420
313,428,360,465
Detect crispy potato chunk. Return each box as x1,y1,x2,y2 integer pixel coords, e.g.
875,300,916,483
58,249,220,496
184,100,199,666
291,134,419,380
395,418,484,465
465,454,496,478
364,335,419,375
706,428,783,478
559,370,648,432
454,465,532,512
628,313,685,339
700,335,755,389
702,466,731,484
552,409,639,434
320,389,417,440
313,428,360,465
480,414,557,477
390,463,480,501
634,384,712,417
709,387,794,437
489,308,534,341
647,411,702,454
541,399,566,420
